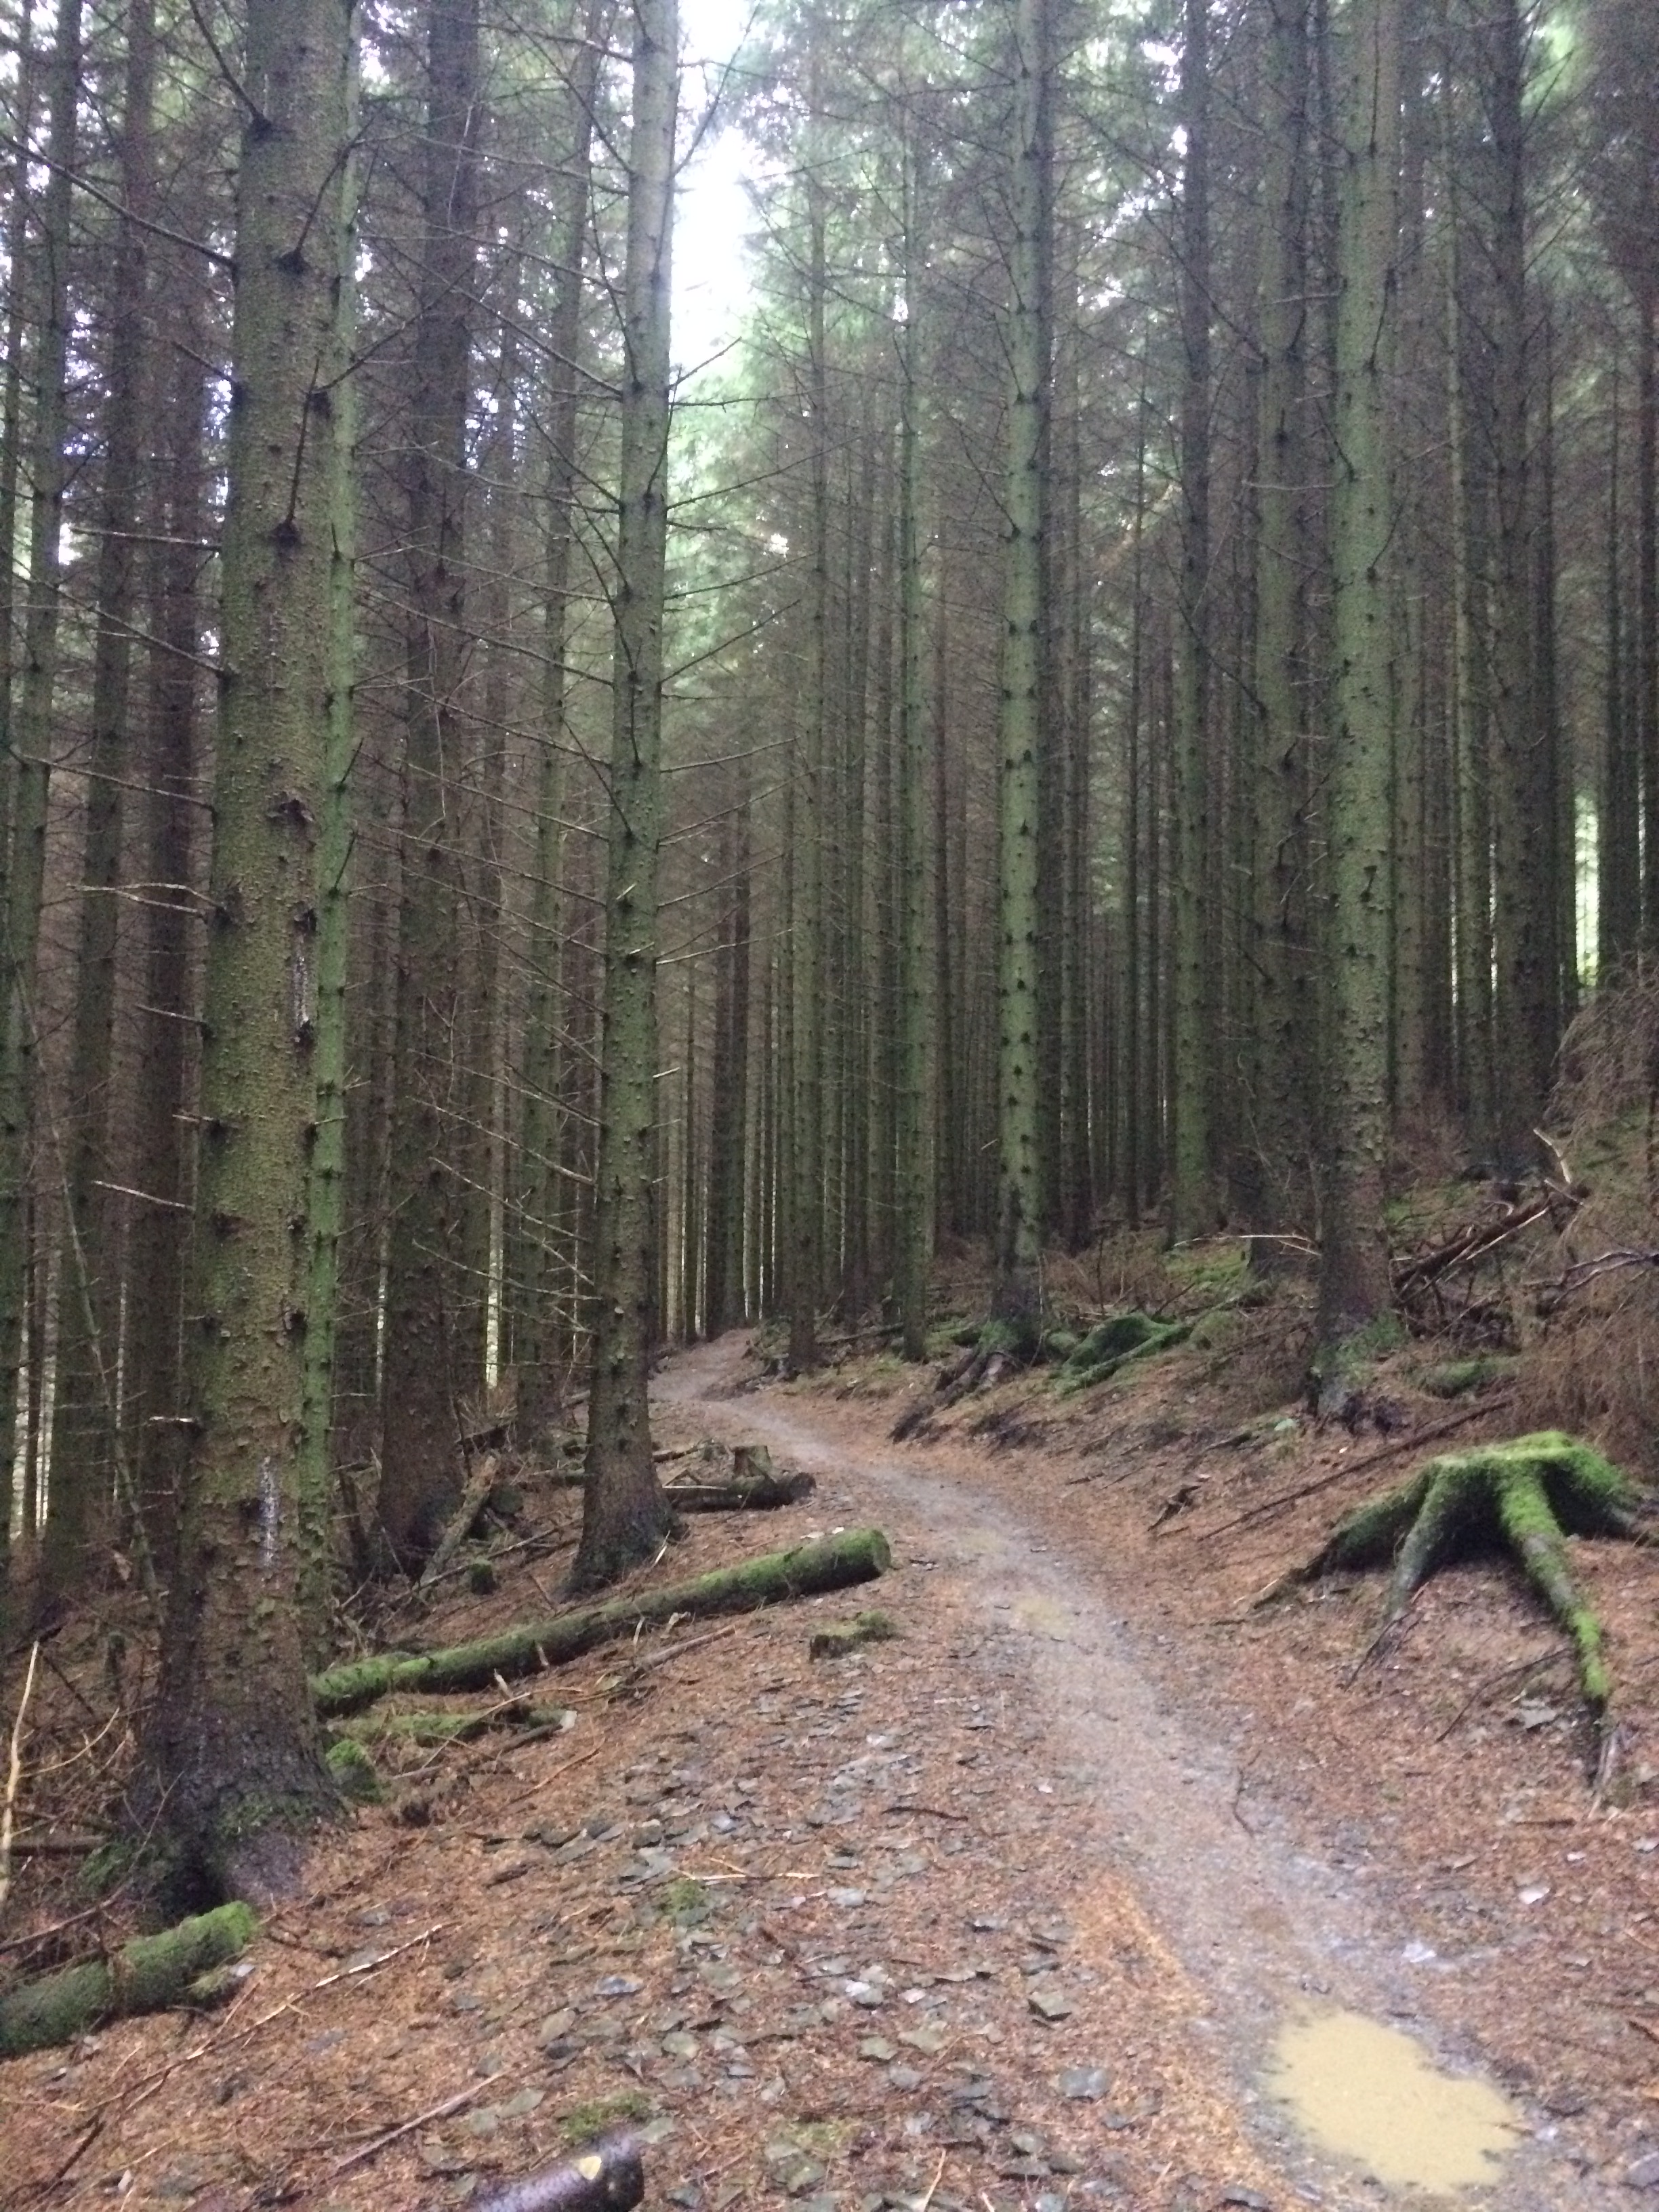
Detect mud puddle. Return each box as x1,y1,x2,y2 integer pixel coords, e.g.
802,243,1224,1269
1267,2009,1521,2194
655,1340,1618,2208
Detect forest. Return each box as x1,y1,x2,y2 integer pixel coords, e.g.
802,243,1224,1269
0,0,1654,2039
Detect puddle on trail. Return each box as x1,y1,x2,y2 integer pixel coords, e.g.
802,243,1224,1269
1266,2009,1519,2194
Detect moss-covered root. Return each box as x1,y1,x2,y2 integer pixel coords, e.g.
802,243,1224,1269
0,1902,258,2059
1494,1464,1610,1714
1273,1431,1653,1762
312,1528,893,1717
1053,1313,1192,1397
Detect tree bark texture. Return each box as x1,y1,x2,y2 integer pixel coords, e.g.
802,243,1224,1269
575,0,679,1592
142,0,356,1900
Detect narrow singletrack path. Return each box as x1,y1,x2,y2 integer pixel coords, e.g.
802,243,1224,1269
657,1334,1620,2209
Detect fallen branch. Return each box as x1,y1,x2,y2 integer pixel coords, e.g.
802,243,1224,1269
1192,1399,1514,1544
470,2129,645,2212
418,1452,501,1589
0,1901,258,2058
665,1444,815,1513
312,1527,893,1717
329,2083,481,2176
0,1642,40,1916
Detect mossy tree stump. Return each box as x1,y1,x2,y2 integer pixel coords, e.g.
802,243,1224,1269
1269,1431,1655,1774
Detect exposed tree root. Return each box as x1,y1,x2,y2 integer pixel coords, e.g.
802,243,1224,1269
311,1528,892,1716
1262,1431,1656,1770
1052,1313,1191,1396
0,1902,258,2058
890,1317,1039,1441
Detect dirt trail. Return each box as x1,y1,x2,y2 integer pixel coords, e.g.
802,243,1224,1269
657,1335,1620,2209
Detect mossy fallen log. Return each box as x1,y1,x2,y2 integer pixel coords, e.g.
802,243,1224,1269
312,1527,893,1717
0,1901,258,2059
470,2128,644,2212
1264,1430,1656,1768
809,1608,899,1660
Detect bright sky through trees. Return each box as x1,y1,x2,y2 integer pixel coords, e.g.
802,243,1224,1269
674,0,759,375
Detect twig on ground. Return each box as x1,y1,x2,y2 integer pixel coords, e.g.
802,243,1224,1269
916,2149,947,2211
1433,1650,1560,1743
884,1801,967,1821
0,1642,41,1915
328,2083,482,2175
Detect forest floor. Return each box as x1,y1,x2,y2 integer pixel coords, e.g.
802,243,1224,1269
8,1315,1659,2210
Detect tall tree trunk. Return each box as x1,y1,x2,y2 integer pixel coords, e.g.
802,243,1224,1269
379,0,481,1568
1483,0,1546,1171
1317,0,1402,1372
1170,0,1216,1241
126,321,206,1580
895,148,933,1360
1246,0,1311,1252
0,0,81,1640
45,0,159,1612
1603,357,1640,973
142,0,355,1901
518,9,602,1446
573,0,678,1591
993,0,1049,1326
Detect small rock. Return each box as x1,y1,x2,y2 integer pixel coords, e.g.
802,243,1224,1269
498,2088,545,2118
464,2108,500,2138
899,2026,945,2055
1517,1884,1551,1907
828,1888,867,1908
1057,2066,1109,2100
596,1974,644,1998
663,2030,701,2060
537,2009,576,2047
1218,2190,1271,2209
473,2051,505,2078
859,2038,898,2062
1627,2152,1659,2190
633,1819,665,1847
887,2063,923,2091
844,1980,884,2008
1027,1987,1073,2022
1010,2131,1044,2156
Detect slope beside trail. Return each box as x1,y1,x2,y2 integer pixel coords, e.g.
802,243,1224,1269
656,1331,1646,2210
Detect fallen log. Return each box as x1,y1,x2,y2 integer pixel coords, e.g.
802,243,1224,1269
0,1901,258,2059
665,1444,814,1512
312,1527,893,1717
468,2129,644,2212
417,1452,501,1589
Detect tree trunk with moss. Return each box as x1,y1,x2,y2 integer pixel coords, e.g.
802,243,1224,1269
139,0,355,1902
573,0,678,1593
